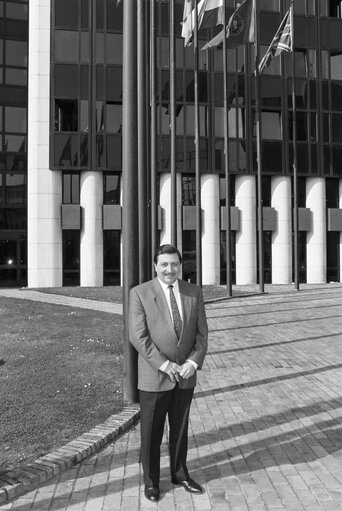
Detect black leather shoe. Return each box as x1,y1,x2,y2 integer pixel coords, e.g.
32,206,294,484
171,477,204,494
144,486,160,501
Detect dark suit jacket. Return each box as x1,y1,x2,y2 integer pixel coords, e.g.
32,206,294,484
129,278,208,392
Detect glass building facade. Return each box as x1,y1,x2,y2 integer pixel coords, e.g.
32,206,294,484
1,0,342,287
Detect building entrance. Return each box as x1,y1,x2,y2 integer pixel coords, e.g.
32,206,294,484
0,233,27,287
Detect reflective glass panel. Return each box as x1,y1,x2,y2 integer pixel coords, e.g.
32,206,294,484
262,111,282,140
106,104,122,133
63,173,80,204
55,31,79,63
6,69,27,86
106,135,122,169
0,240,17,264
0,209,26,229
5,174,26,205
6,3,28,20
55,0,79,29
6,41,27,67
104,173,120,204
4,136,26,152
106,34,122,64
332,114,342,142
331,53,342,80
103,230,121,286
5,107,26,133
55,100,78,132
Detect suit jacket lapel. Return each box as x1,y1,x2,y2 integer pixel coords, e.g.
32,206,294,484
152,278,175,333
178,279,192,329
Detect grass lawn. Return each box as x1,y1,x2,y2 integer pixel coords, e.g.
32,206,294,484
0,290,124,474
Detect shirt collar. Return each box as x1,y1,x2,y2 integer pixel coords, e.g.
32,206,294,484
157,278,180,293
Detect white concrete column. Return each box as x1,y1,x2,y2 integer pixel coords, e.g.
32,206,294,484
271,176,292,284
339,180,342,282
235,175,257,284
159,173,182,250
27,0,63,287
201,174,220,284
80,171,103,286
306,178,326,283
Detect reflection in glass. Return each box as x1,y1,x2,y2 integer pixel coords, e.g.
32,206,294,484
55,135,78,167
4,136,26,152
5,174,26,205
63,173,80,204
0,240,16,264
332,114,342,143
106,104,122,133
96,101,104,131
262,111,282,140
104,173,120,204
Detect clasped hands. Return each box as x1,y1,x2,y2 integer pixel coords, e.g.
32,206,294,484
164,361,196,382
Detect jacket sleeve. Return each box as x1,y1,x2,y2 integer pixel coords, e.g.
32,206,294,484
186,288,208,369
128,286,168,371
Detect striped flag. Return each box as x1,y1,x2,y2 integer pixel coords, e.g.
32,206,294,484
202,0,255,50
258,8,293,74
181,0,224,47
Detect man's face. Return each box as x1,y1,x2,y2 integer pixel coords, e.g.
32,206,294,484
155,253,181,285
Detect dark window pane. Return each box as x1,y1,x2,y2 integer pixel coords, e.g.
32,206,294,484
81,0,89,29
6,40,27,67
54,65,79,97
96,135,105,166
182,230,196,282
5,174,26,205
55,31,79,63
331,83,342,111
107,0,122,31
55,0,79,29
106,135,122,169
96,33,104,63
96,0,104,30
5,106,26,133
96,66,105,99
103,230,121,286
262,142,283,173
332,146,342,175
55,100,78,131
80,65,89,98
0,239,17,264
63,230,80,286
54,134,78,167
332,114,342,142
182,176,196,205
6,68,27,86
80,32,89,63
106,67,122,101
0,208,26,229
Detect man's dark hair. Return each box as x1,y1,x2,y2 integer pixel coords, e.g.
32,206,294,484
153,244,182,264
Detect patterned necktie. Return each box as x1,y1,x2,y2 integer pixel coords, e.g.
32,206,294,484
168,285,183,340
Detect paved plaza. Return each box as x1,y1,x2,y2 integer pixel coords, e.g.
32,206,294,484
1,284,342,510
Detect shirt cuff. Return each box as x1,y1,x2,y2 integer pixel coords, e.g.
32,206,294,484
186,359,198,370
159,360,169,372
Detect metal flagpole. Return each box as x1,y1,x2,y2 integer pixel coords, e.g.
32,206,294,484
138,0,148,283
223,0,232,296
150,0,158,272
290,1,299,290
254,0,264,293
122,0,139,404
170,0,177,246
194,0,203,286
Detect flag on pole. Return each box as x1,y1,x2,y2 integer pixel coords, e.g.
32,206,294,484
258,8,292,74
202,0,255,50
181,0,224,47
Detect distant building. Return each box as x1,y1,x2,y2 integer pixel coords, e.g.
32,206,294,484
1,0,342,288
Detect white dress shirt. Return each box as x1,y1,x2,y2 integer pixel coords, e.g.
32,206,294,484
157,278,198,372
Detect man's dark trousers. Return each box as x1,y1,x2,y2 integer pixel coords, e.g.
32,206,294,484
139,384,194,487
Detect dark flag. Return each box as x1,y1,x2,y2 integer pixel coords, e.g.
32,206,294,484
258,8,292,74
202,0,255,50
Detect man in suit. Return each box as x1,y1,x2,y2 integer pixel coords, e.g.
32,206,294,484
129,244,208,502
